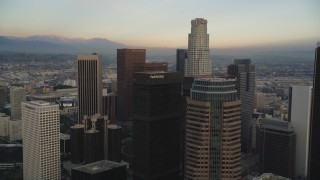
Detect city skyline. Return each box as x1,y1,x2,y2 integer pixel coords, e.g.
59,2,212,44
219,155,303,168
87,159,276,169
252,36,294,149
1,0,319,48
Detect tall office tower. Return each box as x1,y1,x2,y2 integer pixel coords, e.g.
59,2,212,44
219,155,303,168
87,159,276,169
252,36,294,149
228,59,256,153
102,93,117,122
288,86,312,178
70,124,85,164
0,84,7,108
77,53,103,123
145,62,168,72
176,49,187,75
133,72,182,179
117,49,146,122
309,42,320,179
83,114,108,164
108,124,122,162
257,118,296,179
10,87,26,120
21,101,60,180
0,113,9,136
185,78,241,180
185,18,212,77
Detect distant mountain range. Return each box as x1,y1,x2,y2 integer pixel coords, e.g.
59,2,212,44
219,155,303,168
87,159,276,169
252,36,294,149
0,35,317,61
0,35,128,55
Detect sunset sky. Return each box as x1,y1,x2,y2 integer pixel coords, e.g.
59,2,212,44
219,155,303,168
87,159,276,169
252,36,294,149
1,0,319,48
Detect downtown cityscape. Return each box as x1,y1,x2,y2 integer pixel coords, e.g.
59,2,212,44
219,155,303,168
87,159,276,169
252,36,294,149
0,1,320,180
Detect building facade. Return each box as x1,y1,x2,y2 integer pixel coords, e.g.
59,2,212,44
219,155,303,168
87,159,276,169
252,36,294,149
133,72,182,179
0,113,9,136
185,78,241,180
258,118,296,179
0,85,7,108
288,86,312,178
22,101,60,180
145,62,168,72
9,119,22,141
228,59,256,153
117,49,146,122
176,49,187,75
309,42,320,179
185,18,212,77
10,87,26,120
102,93,117,122
77,53,103,123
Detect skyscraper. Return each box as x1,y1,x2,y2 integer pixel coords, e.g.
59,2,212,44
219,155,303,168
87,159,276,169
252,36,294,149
22,101,60,180
185,78,241,180
117,49,146,122
0,84,7,108
185,18,212,77
133,72,182,179
10,87,26,120
176,49,187,75
309,42,320,180
77,53,103,123
258,118,296,179
289,86,312,178
228,59,256,153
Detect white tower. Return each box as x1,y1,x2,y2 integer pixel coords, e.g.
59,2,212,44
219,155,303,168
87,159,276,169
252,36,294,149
185,18,212,77
289,86,312,178
22,101,60,180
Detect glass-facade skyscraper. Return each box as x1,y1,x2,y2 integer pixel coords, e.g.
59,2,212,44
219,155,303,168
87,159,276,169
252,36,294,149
132,71,182,180
309,42,320,180
228,59,256,153
185,78,241,180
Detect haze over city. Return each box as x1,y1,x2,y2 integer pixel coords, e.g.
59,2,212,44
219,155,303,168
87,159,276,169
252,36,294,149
1,0,319,49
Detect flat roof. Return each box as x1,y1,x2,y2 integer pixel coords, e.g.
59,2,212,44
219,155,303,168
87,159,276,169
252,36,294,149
28,101,51,106
60,133,70,140
197,77,235,82
0,144,23,148
72,160,125,174
260,118,294,132
134,71,169,75
108,124,121,129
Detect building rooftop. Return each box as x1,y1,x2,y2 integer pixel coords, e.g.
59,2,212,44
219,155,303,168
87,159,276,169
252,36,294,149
60,133,70,140
0,113,9,117
71,124,84,129
108,124,121,129
135,71,169,75
72,160,125,174
28,101,51,106
0,144,23,148
197,77,235,82
260,118,294,132
253,173,290,180
60,96,77,102
31,94,57,98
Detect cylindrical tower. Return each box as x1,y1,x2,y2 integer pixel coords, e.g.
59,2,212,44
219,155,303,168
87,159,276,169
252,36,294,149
70,124,84,164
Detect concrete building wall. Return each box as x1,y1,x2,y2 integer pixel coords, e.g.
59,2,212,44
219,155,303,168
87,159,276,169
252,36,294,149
9,119,22,141
10,87,26,120
0,113,10,136
289,85,312,177
185,18,211,77
22,101,60,180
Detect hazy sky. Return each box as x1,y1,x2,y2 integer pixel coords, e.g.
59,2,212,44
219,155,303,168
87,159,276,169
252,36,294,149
1,0,319,48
